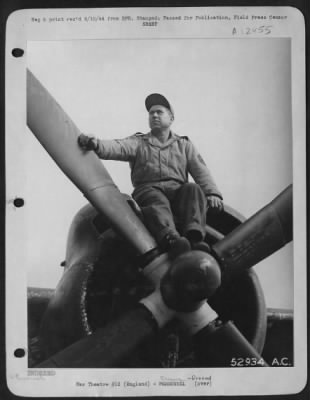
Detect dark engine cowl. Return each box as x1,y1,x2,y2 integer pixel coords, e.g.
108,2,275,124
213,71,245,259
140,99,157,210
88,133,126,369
34,203,267,367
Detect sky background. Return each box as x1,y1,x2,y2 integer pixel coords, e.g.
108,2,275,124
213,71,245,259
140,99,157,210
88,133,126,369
25,38,293,309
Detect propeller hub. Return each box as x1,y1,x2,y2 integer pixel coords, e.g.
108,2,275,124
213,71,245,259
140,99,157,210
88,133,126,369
160,250,221,312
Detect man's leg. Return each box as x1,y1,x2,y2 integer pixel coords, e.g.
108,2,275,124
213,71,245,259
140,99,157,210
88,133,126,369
133,186,190,255
172,183,210,251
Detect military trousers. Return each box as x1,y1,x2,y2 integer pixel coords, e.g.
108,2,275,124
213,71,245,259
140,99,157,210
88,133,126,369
132,181,207,244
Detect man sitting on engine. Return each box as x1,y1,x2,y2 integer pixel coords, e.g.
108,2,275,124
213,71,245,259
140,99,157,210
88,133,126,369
78,93,223,258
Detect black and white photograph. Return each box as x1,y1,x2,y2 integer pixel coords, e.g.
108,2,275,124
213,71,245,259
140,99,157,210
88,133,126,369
5,6,307,397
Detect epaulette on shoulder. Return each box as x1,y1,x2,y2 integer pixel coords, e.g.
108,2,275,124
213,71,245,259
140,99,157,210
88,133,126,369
180,135,189,141
134,132,145,136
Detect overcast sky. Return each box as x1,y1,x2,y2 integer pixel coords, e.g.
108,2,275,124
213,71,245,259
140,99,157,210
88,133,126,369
25,38,293,309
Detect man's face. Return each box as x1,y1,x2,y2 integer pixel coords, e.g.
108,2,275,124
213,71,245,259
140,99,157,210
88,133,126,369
148,105,174,132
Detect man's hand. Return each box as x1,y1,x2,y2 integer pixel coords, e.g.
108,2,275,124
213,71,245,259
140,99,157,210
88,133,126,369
77,133,98,151
206,195,223,212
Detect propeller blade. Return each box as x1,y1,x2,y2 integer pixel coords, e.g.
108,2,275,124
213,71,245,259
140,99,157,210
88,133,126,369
27,69,156,255
193,319,268,367
37,305,159,368
212,185,292,277
184,188,292,367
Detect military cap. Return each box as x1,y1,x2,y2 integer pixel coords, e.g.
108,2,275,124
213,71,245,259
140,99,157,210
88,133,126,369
145,93,174,116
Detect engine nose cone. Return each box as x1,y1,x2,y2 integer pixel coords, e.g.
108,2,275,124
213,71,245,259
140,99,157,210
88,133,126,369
160,250,221,312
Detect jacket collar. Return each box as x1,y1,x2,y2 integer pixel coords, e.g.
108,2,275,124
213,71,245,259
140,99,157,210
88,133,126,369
144,131,180,149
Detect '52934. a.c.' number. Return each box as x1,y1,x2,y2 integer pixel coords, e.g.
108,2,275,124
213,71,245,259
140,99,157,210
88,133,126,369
230,357,265,367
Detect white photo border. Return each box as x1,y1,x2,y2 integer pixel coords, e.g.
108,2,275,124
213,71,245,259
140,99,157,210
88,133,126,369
5,6,307,397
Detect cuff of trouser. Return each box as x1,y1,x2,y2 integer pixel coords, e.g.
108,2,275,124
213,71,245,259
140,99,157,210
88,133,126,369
182,223,205,239
205,193,223,200
157,228,179,244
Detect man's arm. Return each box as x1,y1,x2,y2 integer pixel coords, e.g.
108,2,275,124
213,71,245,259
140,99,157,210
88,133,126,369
78,133,139,162
185,139,223,210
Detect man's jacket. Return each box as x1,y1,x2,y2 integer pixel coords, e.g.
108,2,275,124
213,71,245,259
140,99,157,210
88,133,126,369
94,131,222,199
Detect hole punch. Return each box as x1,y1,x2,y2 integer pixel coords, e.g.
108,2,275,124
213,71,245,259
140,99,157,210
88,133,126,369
12,48,24,58
13,198,24,208
14,348,26,358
